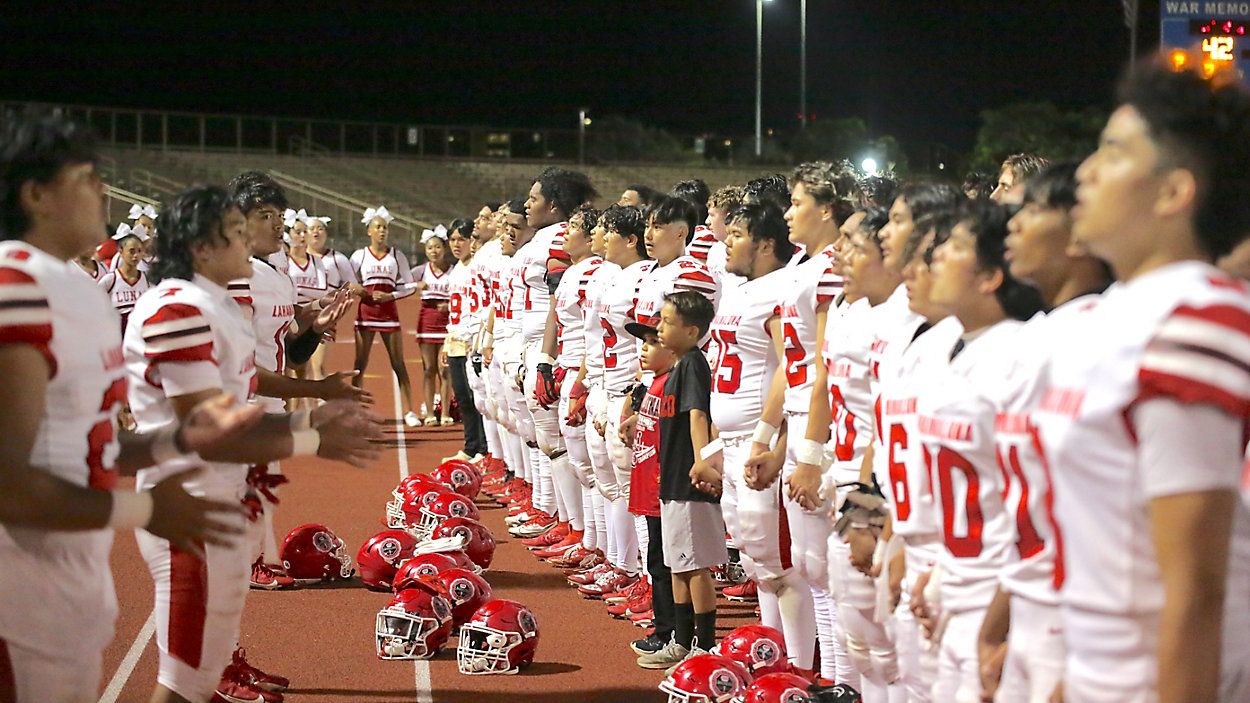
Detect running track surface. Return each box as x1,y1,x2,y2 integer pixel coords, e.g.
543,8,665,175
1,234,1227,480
98,300,754,702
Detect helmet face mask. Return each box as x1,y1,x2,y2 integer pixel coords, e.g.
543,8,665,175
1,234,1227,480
374,581,454,660
455,599,538,675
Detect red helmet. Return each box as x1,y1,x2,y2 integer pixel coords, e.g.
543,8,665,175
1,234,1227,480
659,654,752,703
356,529,419,591
392,551,476,592
717,624,789,676
386,476,454,528
431,459,482,500
456,599,539,675
414,492,481,540
743,673,812,703
280,523,353,583
425,517,495,570
375,575,455,660
432,567,493,627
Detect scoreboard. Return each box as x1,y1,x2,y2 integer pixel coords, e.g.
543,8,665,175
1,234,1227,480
1161,3,1250,86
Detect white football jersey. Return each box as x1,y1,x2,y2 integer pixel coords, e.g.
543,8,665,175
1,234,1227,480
582,260,621,381
686,225,717,264
320,248,356,290
823,297,875,483
0,242,126,659
231,258,296,413
633,255,720,329
446,259,477,344
705,240,745,291
72,258,104,282
1035,262,1250,618
286,253,328,304
709,267,788,433
99,268,151,329
128,274,257,496
350,247,415,300
598,259,656,393
994,297,1100,606
780,246,842,414
417,260,452,302
554,255,604,369
516,223,563,344
916,320,1021,614
873,316,962,539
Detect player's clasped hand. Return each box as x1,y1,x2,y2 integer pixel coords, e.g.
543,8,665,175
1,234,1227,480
744,441,783,490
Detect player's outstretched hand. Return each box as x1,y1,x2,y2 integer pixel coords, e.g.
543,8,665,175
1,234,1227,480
148,467,248,560
317,370,374,404
312,288,354,333
178,393,265,459
315,400,384,467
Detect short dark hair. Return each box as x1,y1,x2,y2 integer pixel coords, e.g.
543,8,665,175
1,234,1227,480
569,204,600,235
505,197,527,215
601,203,647,257
727,202,795,262
448,218,473,238
114,233,143,250
858,175,899,209
645,195,698,245
856,206,891,249
742,173,790,211
1118,59,1250,258
1022,161,1079,211
957,199,1045,321
900,181,962,224
149,185,236,284
227,170,288,215
663,290,715,338
962,171,995,199
788,162,859,225
670,179,711,226
0,111,98,241
483,200,502,211
1001,154,1050,185
534,167,598,219
623,184,661,206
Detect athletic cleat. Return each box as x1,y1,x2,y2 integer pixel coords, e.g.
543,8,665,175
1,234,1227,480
249,559,294,590
214,663,274,703
723,579,758,602
567,562,614,586
522,522,569,548
579,569,637,599
534,539,581,561
605,577,650,604
231,648,290,692
630,633,669,656
549,546,603,570
510,515,556,538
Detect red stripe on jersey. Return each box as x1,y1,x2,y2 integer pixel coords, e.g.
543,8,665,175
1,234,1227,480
0,319,55,377
1138,368,1250,419
166,544,208,669
675,269,718,296
778,492,793,570
1168,303,1250,337
0,266,36,286
143,302,206,326
142,303,215,363
1,249,31,262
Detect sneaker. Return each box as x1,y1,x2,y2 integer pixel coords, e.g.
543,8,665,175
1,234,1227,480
579,569,637,599
550,546,602,570
510,515,556,538
567,562,614,586
723,579,758,602
665,646,711,676
635,639,689,669
249,559,294,590
231,648,290,692
403,411,420,428
441,450,473,463
211,678,265,703
606,600,632,618
628,607,655,625
605,577,650,604
630,633,669,656
522,523,569,548
534,537,582,560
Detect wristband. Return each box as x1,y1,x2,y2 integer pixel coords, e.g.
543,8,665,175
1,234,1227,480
289,410,312,431
152,426,191,465
699,438,725,462
481,331,494,347
109,490,154,530
794,438,826,466
536,352,556,366
292,429,321,456
751,421,779,447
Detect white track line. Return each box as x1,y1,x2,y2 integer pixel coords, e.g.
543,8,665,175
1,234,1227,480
392,370,434,703
98,610,154,703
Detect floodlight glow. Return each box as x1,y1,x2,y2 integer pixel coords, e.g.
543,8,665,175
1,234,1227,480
861,158,879,174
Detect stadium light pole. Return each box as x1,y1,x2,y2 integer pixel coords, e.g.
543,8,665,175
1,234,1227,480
756,0,771,157
578,108,589,165
800,0,807,130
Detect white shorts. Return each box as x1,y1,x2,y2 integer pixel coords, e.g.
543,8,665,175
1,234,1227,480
933,606,987,703
137,510,253,702
0,636,101,703
996,596,1064,703
661,499,729,574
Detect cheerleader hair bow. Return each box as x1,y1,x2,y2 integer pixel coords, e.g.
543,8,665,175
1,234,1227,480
283,208,309,229
303,214,332,225
421,224,448,243
113,223,150,242
362,206,394,224
128,203,158,221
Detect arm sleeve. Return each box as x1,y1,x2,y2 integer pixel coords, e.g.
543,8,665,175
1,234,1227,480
678,354,712,415
286,327,321,364
1134,397,1243,498
392,250,417,300
140,303,221,397
0,265,56,376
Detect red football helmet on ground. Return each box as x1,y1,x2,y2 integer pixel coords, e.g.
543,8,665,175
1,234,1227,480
357,529,419,590
422,516,495,570
414,492,481,539
375,576,455,660
432,567,493,627
392,551,476,592
743,672,812,703
716,624,789,676
456,599,539,675
387,476,454,528
280,524,353,583
659,654,752,703
431,460,483,500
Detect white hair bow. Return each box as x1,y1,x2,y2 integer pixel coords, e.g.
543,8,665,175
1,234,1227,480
303,214,332,226
283,208,308,229
362,206,394,225
113,223,150,242
128,204,158,221
421,224,448,243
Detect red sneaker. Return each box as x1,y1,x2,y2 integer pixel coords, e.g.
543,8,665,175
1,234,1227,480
629,609,654,627
510,514,556,538
723,579,758,602
579,569,637,599
230,648,289,692
249,558,294,590
216,658,283,703
567,562,614,586
534,537,582,560
550,546,603,570
605,577,650,604
522,522,569,548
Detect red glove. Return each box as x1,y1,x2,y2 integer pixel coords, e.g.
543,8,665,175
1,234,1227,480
246,463,290,505
565,380,588,426
534,362,559,409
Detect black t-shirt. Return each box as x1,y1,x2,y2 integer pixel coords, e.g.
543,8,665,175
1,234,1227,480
659,348,717,504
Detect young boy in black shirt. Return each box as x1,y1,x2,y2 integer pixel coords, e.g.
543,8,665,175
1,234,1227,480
634,291,727,670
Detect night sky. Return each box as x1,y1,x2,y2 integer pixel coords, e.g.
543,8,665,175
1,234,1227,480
0,1,1156,154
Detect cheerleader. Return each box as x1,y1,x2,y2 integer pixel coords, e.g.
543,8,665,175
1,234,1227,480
117,204,157,272
285,212,328,306
98,228,151,334
414,223,456,426
350,206,420,426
